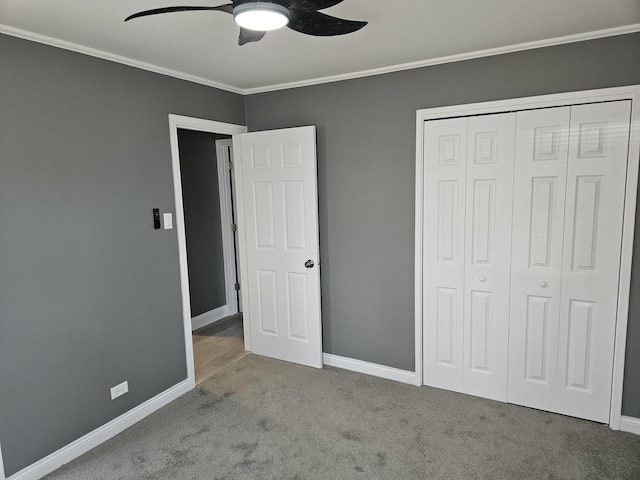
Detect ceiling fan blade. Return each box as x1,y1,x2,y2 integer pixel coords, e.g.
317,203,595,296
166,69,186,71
125,5,233,22
287,10,367,36
238,28,266,46
290,0,344,11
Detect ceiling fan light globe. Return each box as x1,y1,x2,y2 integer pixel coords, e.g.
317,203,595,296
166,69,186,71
233,2,289,32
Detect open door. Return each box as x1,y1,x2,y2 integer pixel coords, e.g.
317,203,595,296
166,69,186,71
233,126,322,368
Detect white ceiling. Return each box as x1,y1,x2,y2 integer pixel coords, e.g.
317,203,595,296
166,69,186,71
1,0,639,94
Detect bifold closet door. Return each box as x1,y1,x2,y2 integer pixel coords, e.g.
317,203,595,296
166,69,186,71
423,117,467,393
508,101,632,422
508,106,570,412
423,113,515,401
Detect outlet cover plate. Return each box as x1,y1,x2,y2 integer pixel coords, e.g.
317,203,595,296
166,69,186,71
163,213,173,230
110,381,129,400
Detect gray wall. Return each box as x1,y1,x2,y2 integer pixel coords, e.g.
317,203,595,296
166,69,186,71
0,34,244,476
178,129,228,317
244,33,640,416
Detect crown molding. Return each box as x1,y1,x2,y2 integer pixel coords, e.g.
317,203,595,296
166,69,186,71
244,23,640,94
0,24,244,95
2,22,639,96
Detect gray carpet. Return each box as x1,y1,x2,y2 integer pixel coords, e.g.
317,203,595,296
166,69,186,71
46,354,640,479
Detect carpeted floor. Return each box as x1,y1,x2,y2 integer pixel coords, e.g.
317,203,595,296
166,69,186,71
45,354,640,479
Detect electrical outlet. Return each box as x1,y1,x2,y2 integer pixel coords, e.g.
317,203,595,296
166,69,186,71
110,381,129,400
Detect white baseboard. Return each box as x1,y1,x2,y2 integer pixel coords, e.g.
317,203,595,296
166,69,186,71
6,379,193,480
191,305,229,331
620,416,640,436
323,353,418,385
0,441,6,480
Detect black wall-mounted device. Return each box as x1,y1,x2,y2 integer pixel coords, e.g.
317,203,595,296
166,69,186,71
153,208,161,230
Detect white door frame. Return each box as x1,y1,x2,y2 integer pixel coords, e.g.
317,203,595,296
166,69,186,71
414,85,640,429
231,135,251,351
215,139,240,316
168,114,247,387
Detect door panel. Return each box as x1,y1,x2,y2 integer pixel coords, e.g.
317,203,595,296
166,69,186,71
508,107,571,410
555,101,631,421
463,114,515,401
469,290,491,371
236,126,322,368
423,118,467,391
524,295,551,384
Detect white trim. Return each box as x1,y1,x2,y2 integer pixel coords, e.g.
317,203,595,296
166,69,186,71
414,112,425,388
2,22,639,96
416,88,640,120
168,115,247,388
0,438,6,480
191,305,230,331
168,116,246,136
215,139,239,316
610,89,640,430
323,353,418,386
414,85,640,429
6,379,192,480
231,134,252,351
620,416,640,436
243,24,640,94
0,24,243,95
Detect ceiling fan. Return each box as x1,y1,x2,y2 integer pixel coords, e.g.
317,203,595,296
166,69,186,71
125,0,368,46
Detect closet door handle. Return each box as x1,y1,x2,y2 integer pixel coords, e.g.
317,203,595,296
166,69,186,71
539,281,548,288
478,275,487,283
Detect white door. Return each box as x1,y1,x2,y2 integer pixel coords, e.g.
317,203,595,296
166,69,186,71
508,101,632,422
234,126,322,368
423,113,516,401
508,106,571,412
463,114,515,401
423,117,467,392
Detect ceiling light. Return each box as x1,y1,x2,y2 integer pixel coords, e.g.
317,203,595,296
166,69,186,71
233,2,290,32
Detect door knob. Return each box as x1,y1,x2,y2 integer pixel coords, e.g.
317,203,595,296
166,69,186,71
478,275,487,283
539,281,548,288
305,260,315,269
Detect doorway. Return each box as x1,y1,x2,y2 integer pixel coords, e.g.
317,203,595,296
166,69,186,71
177,129,232,327
168,115,248,386
177,129,247,383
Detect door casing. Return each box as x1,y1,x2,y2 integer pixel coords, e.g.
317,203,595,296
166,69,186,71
215,138,241,316
414,85,640,429
168,114,247,388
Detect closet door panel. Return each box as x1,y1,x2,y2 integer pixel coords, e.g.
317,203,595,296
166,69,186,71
508,107,570,411
423,118,467,392
556,100,632,422
463,113,516,401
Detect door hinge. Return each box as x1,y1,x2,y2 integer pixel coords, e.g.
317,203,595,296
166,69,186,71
231,223,237,232
235,283,240,291
227,161,233,170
